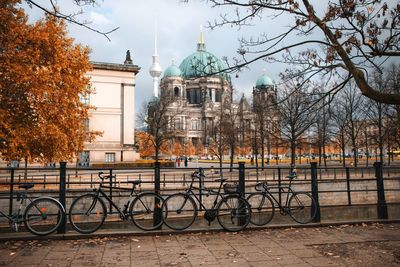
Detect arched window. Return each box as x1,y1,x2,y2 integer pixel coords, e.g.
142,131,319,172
191,119,198,130
174,87,180,97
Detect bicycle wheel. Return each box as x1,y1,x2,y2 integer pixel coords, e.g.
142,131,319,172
24,197,65,236
161,193,197,231
129,192,163,231
247,192,275,226
288,192,317,224
69,193,107,234
217,195,251,232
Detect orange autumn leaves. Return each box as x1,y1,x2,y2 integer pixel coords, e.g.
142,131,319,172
0,0,96,163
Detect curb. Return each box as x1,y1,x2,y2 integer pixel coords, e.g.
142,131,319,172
1,219,399,242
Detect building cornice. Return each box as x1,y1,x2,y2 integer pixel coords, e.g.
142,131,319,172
91,61,141,74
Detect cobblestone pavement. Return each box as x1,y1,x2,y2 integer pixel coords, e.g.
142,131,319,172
0,223,399,267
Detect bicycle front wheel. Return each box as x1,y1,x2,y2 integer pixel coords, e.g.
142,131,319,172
24,197,65,236
247,192,275,226
69,193,107,234
288,192,317,224
217,195,251,232
161,193,197,231
129,192,163,231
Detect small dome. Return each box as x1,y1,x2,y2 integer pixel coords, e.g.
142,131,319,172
149,95,159,103
179,50,228,80
163,63,182,77
256,73,274,89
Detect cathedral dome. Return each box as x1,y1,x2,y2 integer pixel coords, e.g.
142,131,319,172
163,63,182,77
255,73,274,89
179,50,227,80
179,30,228,80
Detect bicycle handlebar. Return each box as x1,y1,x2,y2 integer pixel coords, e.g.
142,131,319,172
191,168,206,180
255,181,268,191
98,172,112,180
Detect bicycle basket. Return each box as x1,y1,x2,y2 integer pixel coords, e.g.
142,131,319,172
223,183,238,194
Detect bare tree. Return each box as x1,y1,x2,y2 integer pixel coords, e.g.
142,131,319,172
192,0,400,104
314,85,334,168
208,94,233,172
24,0,118,40
331,98,350,167
252,85,279,169
341,82,366,167
137,95,181,162
278,75,317,167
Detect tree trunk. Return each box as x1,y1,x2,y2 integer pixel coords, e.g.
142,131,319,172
24,156,28,180
290,140,296,167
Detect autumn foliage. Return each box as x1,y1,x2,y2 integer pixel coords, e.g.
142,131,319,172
0,0,95,163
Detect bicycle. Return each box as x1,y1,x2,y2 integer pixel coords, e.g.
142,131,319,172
161,168,251,232
247,172,317,225
0,183,65,236
69,172,163,234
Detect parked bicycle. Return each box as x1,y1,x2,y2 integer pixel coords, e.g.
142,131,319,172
247,172,317,225
161,168,251,232
69,172,163,234
0,183,65,236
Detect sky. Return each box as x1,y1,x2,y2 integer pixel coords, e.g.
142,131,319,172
22,0,291,114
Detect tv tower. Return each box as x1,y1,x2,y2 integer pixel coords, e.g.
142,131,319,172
149,19,162,97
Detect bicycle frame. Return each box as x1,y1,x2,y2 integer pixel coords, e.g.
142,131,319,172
180,176,227,212
93,183,138,219
264,185,297,213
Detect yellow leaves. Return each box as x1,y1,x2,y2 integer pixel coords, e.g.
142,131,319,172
0,2,96,163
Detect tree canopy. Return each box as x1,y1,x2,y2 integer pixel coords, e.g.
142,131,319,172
0,0,96,163
201,0,400,105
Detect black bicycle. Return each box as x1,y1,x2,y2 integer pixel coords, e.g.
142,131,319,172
161,168,251,232
247,172,317,225
0,183,65,236
69,172,163,233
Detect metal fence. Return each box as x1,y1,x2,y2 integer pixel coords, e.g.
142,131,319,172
0,161,399,233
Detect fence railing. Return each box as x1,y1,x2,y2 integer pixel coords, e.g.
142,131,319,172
0,161,399,234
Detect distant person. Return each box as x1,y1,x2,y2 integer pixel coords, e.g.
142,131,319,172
250,157,254,165
184,157,188,167
177,158,181,167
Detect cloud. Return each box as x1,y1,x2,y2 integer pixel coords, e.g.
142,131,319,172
89,11,112,26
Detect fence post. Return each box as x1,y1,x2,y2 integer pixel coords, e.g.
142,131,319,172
310,162,321,223
58,162,67,234
277,167,282,205
238,162,246,197
346,167,352,206
9,169,15,217
154,162,162,228
198,169,203,211
238,162,247,226
374,162,388,219
109,169,113,214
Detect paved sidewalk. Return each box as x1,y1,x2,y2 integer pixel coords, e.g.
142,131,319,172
0,223,399,267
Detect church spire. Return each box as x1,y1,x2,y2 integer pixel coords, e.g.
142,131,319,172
149,18,162,97
197,25,206,51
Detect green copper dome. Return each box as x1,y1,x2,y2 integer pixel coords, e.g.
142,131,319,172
256,73,274,89
163,63,182,77
179,50,228,80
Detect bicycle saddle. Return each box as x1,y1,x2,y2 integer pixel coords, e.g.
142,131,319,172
19,183,34,189
214,178,227,183
128,180,141,185
286,174,297,180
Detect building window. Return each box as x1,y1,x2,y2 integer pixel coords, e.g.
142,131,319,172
105,153,115,163
174,87,180,97
80,93,90,105
191,119,198,130
187,89,201,104
84,119,90,141
174,118,181,129
215,90,222,102
78,151,90,166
